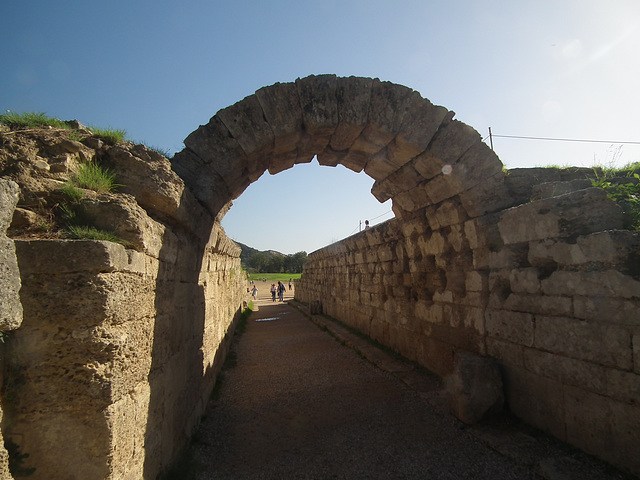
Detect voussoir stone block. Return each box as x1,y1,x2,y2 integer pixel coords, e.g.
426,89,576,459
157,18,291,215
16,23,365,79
296,74,338,136
216,94,275,159
346,80,415,173
394,93,449,160
330,76,373,151
182,116,255,190
414,120,482,179
371,163,424,203
255,81,303,155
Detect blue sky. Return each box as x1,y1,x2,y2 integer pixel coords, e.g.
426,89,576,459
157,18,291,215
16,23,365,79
2,1,639,253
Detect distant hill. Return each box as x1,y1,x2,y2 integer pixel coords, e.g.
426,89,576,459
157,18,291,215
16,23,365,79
235,241,307,273
235,242,285,267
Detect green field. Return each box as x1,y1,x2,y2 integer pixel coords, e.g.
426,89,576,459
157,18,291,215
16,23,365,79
247,273,301,283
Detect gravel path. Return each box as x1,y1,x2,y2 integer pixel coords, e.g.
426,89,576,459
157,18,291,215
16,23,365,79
178,287,634,480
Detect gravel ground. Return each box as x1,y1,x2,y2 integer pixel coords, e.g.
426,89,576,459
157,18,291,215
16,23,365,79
177,289,636,480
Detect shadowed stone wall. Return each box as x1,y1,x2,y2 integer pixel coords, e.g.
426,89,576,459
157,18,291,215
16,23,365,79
296,174,640,476
0,179,22,480
1,145,247,479
169,74,639,475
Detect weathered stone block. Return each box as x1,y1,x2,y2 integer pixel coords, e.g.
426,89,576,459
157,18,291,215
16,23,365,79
574,296,640,325
362,79,415,147
504,293,572,317
528,238,588,266
604,368,640,405
433,198,467,228
522,348,608,393
508,268,541,294
564,386,613,461
170,150,232,219
541,270,640,299
255,81,303,154
0,179,22,334
486,337,524,367
447,352,504,424
609,399,640,477
535,315,632,370
182,116,251,181
459,172,514,218
0,237,22,332
488,244,528,270
415,119,482,175
371,163,424,203
576,230,640,267
499,188,623,245
296,74,338,136
363,147,400,180
335,148,367,173
502,366,567,441
485,309,534,346
216,94,275,159
465,271,487,292
393,182,431,212
531,179,593,200
330,76,373,151
15,239,131,274
394,93,449,159
424,173,465,205
309,300,323,315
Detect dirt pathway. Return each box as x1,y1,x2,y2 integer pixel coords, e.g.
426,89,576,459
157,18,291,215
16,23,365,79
179,286,633,480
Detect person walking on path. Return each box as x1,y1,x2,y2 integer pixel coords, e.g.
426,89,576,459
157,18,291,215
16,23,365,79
277,281,285,301
270,283,277,302
251,285,258,301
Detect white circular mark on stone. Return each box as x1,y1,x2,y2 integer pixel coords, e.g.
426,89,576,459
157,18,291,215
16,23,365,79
442,164,453,175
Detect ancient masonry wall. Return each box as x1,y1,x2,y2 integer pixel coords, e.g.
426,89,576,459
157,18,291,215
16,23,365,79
296,175,640,477
2,230,244,480
0,179,22,480
0,144,247,479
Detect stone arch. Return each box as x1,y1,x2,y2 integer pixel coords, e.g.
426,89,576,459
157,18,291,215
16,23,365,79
171,75,510,224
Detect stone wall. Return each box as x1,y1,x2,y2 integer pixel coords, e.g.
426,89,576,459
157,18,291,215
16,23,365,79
0,179,22,480
296,171,640,477
0,138,247,479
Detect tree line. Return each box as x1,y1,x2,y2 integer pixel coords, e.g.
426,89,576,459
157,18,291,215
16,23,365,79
247,251,308,273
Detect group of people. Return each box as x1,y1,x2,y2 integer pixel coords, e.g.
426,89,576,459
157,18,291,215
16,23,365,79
250,280,293,302
270,281,286,302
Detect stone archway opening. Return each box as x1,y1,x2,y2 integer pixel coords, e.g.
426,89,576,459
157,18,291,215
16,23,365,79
171,74,508,229
2,74,637,479
219,156,394,255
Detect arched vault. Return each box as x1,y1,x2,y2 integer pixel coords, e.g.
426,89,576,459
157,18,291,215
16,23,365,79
171,75,509,223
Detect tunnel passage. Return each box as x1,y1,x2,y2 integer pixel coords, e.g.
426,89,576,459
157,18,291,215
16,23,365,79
171,74,510,223
170,75,639,477
2,75,638,479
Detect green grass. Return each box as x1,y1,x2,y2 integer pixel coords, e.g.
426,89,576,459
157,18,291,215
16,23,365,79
592,170,640,230
88,125,127,143
59,182,85,202
247,273,301,283
0,111,70,130
72,162,118,193
63,225,129,245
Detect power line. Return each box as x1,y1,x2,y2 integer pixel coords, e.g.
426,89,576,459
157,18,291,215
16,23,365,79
349,210,394,236
369,210,393,221
488,130,640,146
